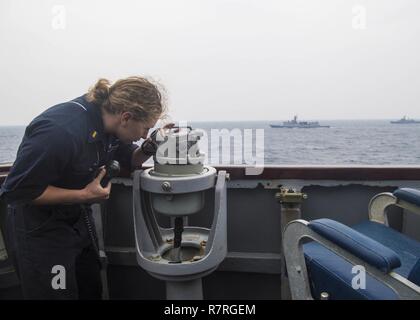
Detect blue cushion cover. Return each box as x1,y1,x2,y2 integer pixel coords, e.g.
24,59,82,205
304,242,399,300
304,220,420,299
353,221,420,277
308,219,401,272
393,188,420,207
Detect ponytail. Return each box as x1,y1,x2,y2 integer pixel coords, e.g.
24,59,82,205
86,78,111,106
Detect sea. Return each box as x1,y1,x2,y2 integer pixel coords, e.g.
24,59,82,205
1,120,420,166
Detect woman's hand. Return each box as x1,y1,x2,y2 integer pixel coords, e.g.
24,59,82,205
32,168,111,205
151,122,176,142
82,167,111,202
141,123,176,155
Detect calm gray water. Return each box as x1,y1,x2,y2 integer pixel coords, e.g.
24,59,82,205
1,120,420,165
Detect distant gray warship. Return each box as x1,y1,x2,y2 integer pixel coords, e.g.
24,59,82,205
390,116,420,124
270,115,330,128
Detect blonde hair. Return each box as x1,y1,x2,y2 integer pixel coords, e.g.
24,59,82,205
86,76,166,122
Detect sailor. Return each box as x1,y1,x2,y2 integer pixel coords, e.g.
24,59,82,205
0,77,170,299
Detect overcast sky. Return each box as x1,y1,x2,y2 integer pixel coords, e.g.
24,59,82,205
0,0,419,125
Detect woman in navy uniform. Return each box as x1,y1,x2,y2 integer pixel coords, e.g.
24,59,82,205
0,76,168,299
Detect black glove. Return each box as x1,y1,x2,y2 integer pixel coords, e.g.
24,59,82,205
140,129,159,156
95,160,121,188
100,160,121,187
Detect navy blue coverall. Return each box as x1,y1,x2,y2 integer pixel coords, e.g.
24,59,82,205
0,95,138,299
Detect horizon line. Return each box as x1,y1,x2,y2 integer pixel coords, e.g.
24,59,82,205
1,118,419,126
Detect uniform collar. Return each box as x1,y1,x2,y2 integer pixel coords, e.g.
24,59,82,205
72,95,107,144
